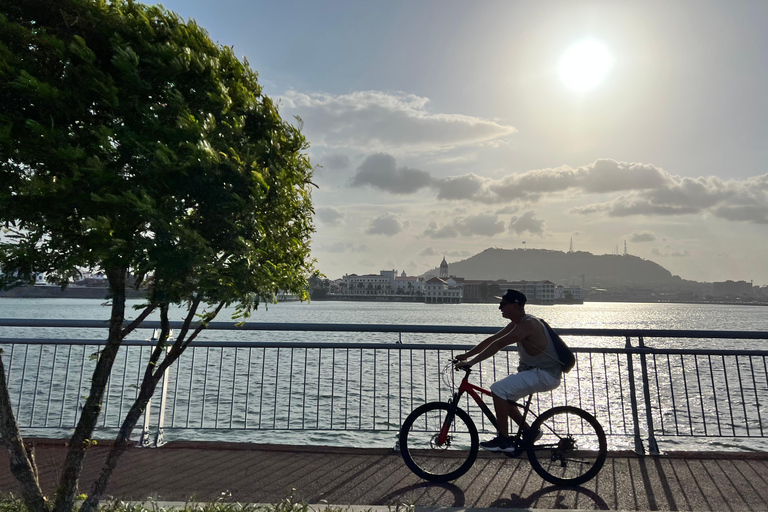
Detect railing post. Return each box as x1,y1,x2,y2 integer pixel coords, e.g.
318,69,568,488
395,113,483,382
625,336,646,455
138,344,153,448
153,350,171,447
139,396,153,447
637,336,660,454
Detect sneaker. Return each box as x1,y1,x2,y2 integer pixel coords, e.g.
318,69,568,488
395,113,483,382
480,435,513,452
525,428,543,445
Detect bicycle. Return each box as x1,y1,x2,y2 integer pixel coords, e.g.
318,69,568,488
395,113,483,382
399,362,607,486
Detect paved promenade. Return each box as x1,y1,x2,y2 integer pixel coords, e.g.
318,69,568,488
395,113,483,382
1,441,768,511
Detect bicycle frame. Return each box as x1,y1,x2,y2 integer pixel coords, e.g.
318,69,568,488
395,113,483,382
438,367,533,446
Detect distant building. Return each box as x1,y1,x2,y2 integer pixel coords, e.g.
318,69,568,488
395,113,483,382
439,257,449,279
424,276,463,304
462,279,557,304
712,280,753,297
555,285,583,302
393,270,424,295
342,270,423,296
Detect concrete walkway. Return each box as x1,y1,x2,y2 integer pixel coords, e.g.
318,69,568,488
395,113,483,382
1,441,768,511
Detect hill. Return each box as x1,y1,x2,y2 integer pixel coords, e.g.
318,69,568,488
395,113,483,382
423,248,703,290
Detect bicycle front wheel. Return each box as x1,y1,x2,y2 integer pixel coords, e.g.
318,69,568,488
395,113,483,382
527,406,607,486
399,401,479,482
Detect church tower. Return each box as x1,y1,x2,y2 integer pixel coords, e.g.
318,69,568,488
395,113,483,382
439,257,449,279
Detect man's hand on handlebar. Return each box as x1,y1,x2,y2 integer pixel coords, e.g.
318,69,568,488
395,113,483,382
453,358,472,370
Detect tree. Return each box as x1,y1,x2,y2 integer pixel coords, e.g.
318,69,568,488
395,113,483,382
308,271,329,299
0,1,315,511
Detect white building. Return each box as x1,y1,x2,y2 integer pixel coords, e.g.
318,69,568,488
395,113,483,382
393,270,424,295
424,276,463,304
555,285,584,301
341,270,423,296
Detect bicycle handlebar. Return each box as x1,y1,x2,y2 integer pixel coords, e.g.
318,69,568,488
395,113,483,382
451,358,473,374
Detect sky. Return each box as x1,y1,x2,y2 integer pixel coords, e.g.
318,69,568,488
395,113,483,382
159,0,768,284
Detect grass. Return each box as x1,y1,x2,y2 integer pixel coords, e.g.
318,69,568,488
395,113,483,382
0,494,407,512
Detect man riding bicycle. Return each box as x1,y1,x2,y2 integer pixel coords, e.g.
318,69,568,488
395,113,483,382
455,289,562,453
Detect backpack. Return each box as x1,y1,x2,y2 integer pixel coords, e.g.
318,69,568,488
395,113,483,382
539,319,576,373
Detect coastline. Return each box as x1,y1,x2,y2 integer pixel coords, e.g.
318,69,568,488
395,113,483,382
2,286,766,307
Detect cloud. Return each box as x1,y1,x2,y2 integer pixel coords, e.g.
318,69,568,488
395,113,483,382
427,160,768,226
429,159,668,204
652,248,690,258
423,214,506,238
629,231,656,243
569,165,768,224
366,212,409,236
419,247,438,256
423,221,459,239
280,90,516,153
320,153,351,170
350,153,432,194
316,206,345,226
454,214,506,237
712,204,768,224
508,211,545,236
434,174,488,200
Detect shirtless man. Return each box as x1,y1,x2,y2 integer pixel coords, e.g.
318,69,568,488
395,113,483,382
455,289,562,452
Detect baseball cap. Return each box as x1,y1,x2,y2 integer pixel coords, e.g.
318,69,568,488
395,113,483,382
496,289,527,305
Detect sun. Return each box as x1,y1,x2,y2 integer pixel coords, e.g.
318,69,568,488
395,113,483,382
559,40,613,92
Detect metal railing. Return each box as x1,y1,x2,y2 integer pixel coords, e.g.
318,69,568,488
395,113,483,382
0,319,766,453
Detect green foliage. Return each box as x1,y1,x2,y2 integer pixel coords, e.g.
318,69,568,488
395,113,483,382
0,0,316,308
308,271,330,299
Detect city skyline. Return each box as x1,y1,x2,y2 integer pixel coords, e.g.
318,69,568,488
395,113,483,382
160,1,768,285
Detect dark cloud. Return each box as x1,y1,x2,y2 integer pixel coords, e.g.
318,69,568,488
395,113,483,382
712,204,768,224
423,214,505,238
454,214,506,237
433,174,487,200
351,153,433,194
509,211,545,236
630,231,656,243
423,221,459,239
366,212,409,235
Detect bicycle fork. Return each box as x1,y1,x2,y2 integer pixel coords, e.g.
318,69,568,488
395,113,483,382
437,393,463,446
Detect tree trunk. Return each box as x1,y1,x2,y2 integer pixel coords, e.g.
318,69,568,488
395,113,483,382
80,300,222,511
52,266,127,512
80,380,160,512
0,356,49,512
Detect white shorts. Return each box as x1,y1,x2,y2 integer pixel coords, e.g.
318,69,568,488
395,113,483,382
490,368,561,402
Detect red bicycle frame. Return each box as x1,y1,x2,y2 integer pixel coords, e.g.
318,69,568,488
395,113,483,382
437,368,532,446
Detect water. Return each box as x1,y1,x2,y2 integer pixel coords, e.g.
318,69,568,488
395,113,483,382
1,298,767,452
3,297,768,329
3,298,767,349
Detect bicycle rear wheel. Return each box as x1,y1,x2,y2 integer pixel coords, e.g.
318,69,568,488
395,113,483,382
527,406,607,486
399,401,479,482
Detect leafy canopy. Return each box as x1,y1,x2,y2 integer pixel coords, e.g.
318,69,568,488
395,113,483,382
0,0,316,308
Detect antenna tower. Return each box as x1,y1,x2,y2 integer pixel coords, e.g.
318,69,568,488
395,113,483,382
623,240,628,256
569,238,573,253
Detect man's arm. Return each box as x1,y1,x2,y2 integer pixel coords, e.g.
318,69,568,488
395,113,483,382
456,319,535,368
455,322,514,361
